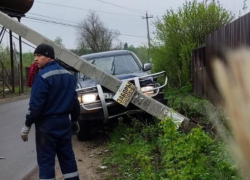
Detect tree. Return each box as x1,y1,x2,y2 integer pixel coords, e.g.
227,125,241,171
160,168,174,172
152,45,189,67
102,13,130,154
22,52,34,67
152,0,234,88
0,45,34,86
69,47,92,56
76,12,120,52
127,45,148,64
243,0,248,11
54,36,65,47
0,45,10,68
124,42,128,49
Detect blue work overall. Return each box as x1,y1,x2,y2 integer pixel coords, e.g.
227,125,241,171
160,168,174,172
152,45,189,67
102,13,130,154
26,61,80,180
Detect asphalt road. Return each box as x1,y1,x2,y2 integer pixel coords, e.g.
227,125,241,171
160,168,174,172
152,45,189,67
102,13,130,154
0,99,37,180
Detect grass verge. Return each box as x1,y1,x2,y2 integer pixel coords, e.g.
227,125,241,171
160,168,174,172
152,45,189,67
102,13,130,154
102,86,240,180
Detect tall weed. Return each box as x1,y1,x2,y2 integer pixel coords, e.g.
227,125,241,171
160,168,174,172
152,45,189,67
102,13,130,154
103,116,239,180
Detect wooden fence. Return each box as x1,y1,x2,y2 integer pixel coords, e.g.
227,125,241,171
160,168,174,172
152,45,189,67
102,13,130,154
193,12,250,103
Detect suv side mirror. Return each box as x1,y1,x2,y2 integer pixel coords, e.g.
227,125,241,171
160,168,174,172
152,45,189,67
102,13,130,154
143,63,152,71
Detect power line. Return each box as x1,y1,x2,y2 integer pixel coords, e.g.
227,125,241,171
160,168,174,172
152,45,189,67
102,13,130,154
93,0,145,14
0,10,77,27
0,10,147,38
26,12,147,36
0,7,79,26
0,25,36,49
0,10,79,27
12,34,36,49
27,12,79,24
7,31,36,49
22,17,147,38
23,18,75,29
35,1,141,17
25,16,78,28
1,9,146,36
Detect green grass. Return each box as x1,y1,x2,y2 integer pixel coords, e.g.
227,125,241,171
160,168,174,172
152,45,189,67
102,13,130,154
103,117,239,180
102,85,240,180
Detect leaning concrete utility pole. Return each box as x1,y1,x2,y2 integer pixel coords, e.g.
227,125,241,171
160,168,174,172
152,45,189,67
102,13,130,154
0,10,191,129
142,12,153,63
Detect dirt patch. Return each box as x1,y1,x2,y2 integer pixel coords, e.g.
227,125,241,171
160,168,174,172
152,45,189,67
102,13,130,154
22,135,109,180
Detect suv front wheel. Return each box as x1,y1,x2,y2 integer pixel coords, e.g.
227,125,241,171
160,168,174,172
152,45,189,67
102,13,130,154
77,120,92,141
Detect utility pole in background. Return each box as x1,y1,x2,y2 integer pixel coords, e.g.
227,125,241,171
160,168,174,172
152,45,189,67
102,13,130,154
142,12,153,63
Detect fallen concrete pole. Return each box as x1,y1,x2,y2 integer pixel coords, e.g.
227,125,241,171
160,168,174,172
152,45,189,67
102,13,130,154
0,11,190,128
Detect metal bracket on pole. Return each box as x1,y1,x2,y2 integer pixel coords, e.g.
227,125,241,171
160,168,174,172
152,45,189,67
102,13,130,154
96,84,109,122
0,11,190,128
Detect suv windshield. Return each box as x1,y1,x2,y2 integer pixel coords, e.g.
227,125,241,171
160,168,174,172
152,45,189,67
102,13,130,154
79,54,141,80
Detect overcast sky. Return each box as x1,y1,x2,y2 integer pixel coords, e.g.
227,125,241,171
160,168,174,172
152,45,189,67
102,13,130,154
2,0,250,52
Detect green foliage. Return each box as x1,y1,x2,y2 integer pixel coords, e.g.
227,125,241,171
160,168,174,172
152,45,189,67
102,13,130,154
152,0,234,88
70,47,93,56
0,45,10,68
0,45,34,91
22,51,34,68
104,118,159,180
104,116,239,180
54,36,65,47
159,118,239,180
0,45,34,69
126,45,148,64
243,0,248,11
165,85,226,126
124,43,128,50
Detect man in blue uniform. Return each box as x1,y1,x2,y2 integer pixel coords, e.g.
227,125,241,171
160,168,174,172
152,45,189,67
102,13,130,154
21,43,80,180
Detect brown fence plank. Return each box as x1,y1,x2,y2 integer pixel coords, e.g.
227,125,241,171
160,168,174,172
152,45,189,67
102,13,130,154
194,12,250,103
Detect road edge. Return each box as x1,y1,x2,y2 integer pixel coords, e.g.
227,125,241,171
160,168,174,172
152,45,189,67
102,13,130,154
21,165,39,180
0,94,30,105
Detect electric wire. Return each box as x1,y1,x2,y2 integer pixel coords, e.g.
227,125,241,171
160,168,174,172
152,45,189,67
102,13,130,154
23,18,146,38
10,34,36,49
0,25,36,49
0,8,147,38
27,12,79,24
26,13,148,37
0,8,78,27
22,18,77,29
24,19,147,38
93,0,145,14
25,16,78,28
35,1,142,17
0,27,6,45
11,35,35,49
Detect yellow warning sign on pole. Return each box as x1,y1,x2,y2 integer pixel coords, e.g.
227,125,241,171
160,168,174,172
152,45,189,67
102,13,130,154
113,81,136,107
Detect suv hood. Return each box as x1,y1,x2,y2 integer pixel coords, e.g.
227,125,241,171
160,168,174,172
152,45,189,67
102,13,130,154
78,72,148,88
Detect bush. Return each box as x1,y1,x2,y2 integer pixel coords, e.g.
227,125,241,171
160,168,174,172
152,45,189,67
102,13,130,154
159,118,239,180
152,0,234,88
103,116,239,180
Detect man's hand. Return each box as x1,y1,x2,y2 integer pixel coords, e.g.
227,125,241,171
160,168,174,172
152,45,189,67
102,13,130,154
72,121,80,134
21,125,31,142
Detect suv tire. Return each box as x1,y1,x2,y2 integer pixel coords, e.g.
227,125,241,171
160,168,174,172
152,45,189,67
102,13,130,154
77,120,91,141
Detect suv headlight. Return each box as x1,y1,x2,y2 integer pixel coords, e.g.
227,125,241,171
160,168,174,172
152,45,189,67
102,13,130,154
78,93,97,104
141,86,154,96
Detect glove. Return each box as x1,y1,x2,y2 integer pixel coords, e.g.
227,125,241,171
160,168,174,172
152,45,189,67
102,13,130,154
72,121,80,134
21,125,31,142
